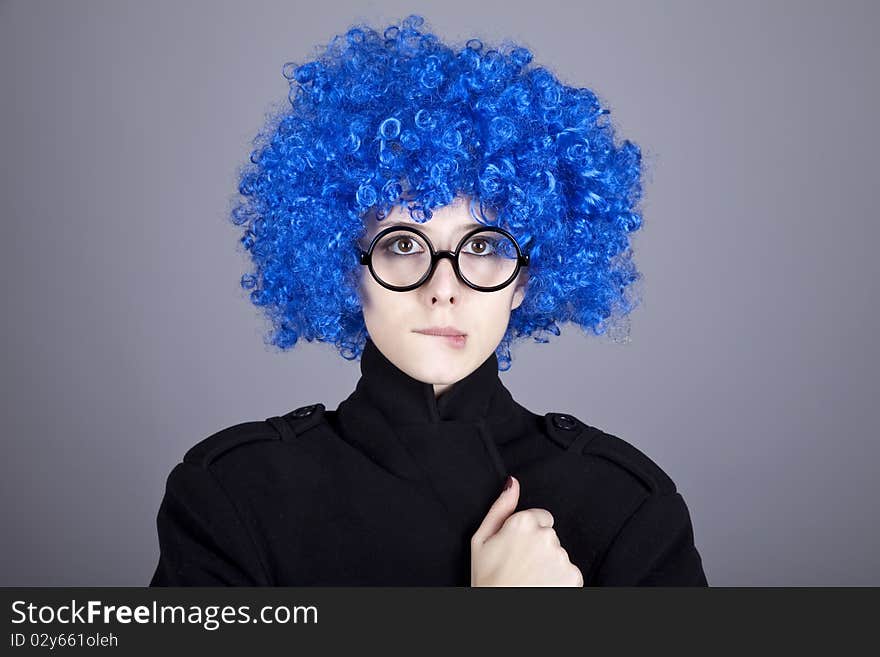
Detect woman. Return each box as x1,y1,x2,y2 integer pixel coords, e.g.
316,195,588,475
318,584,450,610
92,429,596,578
149,15,708,586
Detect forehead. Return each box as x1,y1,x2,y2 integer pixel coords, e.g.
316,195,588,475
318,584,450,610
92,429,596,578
362,198,496,236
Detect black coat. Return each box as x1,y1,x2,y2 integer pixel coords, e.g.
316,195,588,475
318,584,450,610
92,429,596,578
149,338,708,586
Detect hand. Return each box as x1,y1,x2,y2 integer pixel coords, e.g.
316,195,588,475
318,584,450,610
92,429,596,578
470,475,584,587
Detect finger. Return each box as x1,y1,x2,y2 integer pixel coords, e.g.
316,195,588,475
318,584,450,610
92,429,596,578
499,507,554,535
528,508,554,528
472,476,519,546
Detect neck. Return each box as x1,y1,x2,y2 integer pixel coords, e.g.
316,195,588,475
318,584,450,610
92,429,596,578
433,382,453,398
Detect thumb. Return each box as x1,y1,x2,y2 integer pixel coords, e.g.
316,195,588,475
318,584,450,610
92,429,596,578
472,475,519,546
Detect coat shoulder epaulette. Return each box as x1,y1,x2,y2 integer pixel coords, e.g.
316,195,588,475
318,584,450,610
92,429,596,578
265,403,327,443
542,411,677,495
182,403,327,468
182,420,279,468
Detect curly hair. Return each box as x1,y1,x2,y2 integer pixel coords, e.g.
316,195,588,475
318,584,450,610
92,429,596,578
230,14,646,371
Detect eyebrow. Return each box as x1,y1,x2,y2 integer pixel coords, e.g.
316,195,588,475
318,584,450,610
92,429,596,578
380,221,485,235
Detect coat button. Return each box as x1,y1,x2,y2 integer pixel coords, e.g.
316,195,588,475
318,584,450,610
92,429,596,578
552,414,577,430
292,405,316,418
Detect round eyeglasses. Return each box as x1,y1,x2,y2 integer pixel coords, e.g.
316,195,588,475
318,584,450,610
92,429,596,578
359,225,530,292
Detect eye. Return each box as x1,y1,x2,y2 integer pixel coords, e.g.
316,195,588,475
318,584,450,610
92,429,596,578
386,236,425,255
462,237,496,256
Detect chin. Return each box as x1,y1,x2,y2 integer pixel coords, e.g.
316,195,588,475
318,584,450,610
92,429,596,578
404,352,466,385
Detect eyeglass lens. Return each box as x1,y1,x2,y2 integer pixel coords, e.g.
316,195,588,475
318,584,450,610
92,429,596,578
370,229,519,289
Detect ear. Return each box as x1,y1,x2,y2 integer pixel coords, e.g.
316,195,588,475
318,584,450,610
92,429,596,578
509,272,528,310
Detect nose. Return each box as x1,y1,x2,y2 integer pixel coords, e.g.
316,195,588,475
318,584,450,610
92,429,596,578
423,254,462,303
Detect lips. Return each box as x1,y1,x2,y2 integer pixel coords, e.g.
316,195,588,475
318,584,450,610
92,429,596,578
414,328,467,337
414,331,468,349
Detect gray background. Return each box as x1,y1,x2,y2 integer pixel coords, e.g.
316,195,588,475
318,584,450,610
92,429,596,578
1,0,877,586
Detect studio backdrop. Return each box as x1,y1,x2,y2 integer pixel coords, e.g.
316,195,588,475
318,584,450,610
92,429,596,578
0,0,877,586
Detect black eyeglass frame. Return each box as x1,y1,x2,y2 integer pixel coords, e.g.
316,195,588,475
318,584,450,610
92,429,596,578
358,225,531,293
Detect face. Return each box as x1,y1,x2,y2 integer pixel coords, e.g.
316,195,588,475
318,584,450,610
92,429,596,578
357,196,528,397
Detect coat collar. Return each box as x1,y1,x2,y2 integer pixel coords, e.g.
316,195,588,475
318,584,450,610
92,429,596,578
353,336,513,427
334,337,529,546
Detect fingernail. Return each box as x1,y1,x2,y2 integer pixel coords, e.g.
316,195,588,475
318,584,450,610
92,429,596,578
503,475,513,491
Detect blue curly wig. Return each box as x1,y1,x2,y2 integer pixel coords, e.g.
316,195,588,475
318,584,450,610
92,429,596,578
230,14,646,371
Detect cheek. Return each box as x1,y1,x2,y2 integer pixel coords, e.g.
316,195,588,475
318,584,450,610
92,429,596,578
475,294,515,333
358,271,386,310
359,277,408,325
